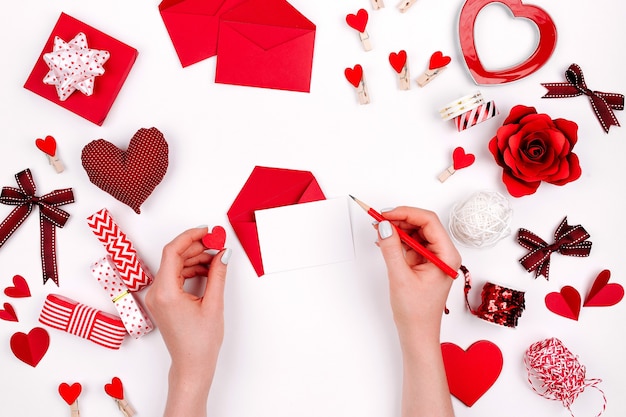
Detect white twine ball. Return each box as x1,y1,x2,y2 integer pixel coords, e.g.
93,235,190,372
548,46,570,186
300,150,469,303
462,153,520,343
448,191,513,248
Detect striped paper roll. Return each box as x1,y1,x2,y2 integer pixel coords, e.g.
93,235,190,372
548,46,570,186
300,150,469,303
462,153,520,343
39,294,127,350
454,100,499,131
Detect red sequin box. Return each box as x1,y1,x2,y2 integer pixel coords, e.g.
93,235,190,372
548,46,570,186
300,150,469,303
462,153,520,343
24,12,138,126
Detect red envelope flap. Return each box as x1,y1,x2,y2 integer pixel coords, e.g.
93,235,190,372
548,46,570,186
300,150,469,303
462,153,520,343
160,0,228,15
224,22,312,51
221,0,315,38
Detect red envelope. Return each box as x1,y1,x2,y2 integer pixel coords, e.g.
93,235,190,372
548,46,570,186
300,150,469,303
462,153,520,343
159,0,249,67
23,13,137,126
215,0,316,92
227,166,325,276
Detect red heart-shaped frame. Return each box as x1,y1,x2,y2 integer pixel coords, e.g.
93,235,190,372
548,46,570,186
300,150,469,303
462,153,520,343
104,376,124,400
345,65,364,88
389,50,407,73
202,226,227,250
4,275,31,298
0,302,18,322
10,327,50,367
452,147,475,170
458,0,557,84
429,51,451,70
584,269,624,307
58,382,82,405
441,340,503,407
545,285,581,320
346,9,368,33
35,135,57,157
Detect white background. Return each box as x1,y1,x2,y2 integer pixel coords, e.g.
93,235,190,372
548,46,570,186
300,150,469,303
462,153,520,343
1,0,625,416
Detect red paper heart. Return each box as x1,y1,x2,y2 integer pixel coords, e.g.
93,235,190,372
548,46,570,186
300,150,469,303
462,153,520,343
202,226,227,250
58,382,82,405
545,286,581,320
35,135,57,157
429,51,451,70
344,65,364,88
4,275,31,298
458,0,557,84
584,269,624,307
441,340,503,407
10,327,50,367
0,302,18,322
389,50,407,73
452,147,475,170
104,376,124,400
346,9,368,33
81,127,169,214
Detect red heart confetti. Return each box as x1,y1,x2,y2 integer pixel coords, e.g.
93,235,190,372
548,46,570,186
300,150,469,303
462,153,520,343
344,65,364,88
389,50,407,73
35,135,57,157
58,382,82,405
4,275,31,298
202,226,227,250
429,51,451,70
545,285,581,320
584,269,624,307
104,376,125,400
0,302,18,322
10,327,50,367
452,147,475,170
441,340,503,407
346,9,369,33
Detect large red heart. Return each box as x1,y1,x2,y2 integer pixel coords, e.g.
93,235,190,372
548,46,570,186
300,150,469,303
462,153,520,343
344,65,363,88
458,0,557,84
81,127,169,214
202,226,227,250
429,51,451,70
389,50,407,73
35,135,57,157
545,286,581,320
10,327,50,367
0,302,18,322
104,376,124,400
452,147,475,170
346,9,368,33
58,382,82,405
441,340,503,407
4,275,31,298
584,269,624,307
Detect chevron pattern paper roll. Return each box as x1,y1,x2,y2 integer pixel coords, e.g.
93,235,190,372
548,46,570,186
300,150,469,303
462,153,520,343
454,100,499,131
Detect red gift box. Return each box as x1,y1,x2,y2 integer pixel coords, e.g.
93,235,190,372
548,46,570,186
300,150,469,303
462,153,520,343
24,12,138,126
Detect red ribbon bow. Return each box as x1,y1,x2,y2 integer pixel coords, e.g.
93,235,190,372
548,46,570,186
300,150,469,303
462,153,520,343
0,169,74,286
518,217,592,280
541,63,624,133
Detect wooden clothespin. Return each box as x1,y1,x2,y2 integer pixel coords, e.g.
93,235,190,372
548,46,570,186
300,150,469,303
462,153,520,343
105,377,136,417
346,9,372,51
58,382,82,417
438,147,475,182
345,64,370,105
398,0,418,13
416,51,451,87
389,50,410,90
371,0,385,9
35,135,64,173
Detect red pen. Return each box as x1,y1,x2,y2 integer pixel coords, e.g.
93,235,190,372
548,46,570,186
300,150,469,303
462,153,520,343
349,195,459,279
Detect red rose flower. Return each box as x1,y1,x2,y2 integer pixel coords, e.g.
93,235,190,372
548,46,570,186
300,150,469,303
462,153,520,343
488,105,582,197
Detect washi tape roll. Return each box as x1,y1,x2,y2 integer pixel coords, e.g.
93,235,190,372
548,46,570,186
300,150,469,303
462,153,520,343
439,91,484,120
454,100,499,131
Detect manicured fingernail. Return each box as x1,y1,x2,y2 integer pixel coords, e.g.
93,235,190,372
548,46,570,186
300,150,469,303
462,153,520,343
220,248,232,265
196,224,208,228
381,207,395,213
379,220,393,239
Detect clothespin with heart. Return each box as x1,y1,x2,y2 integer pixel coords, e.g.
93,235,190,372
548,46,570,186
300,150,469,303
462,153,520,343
35,135,64,173
346,9,372,51
398,0,418,13
389,50,411,90
202,225,227,253
416,51,451,87
371,0,385,10
344,64,370,105
105,377,135,417
438,147,475,182
58,382,82,417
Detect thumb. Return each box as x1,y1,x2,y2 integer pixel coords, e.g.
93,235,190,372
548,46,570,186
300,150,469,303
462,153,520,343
203,248,231,308
377,221,411,277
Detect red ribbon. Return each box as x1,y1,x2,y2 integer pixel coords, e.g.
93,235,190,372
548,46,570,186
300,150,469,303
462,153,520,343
518,217,592,280
542,63,624,133
0,169,74,286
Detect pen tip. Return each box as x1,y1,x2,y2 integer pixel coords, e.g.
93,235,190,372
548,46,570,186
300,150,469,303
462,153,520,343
348,194,355,200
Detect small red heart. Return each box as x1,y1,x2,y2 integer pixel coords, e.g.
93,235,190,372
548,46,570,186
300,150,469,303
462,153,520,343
4,275,31,298
545,286,581,320
344,65,364,88
452,147,475,170
346,9,368,33
202,226,227,250
584,269,624,307
10,327,50,367
429,51,451,70
0,302,18,322
35,135,57,157
104,376,125,400
441,340,503,407
389,50,407,73
58,382,82,405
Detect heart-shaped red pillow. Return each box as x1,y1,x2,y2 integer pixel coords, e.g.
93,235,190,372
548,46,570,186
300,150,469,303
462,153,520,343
81,127,169,214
